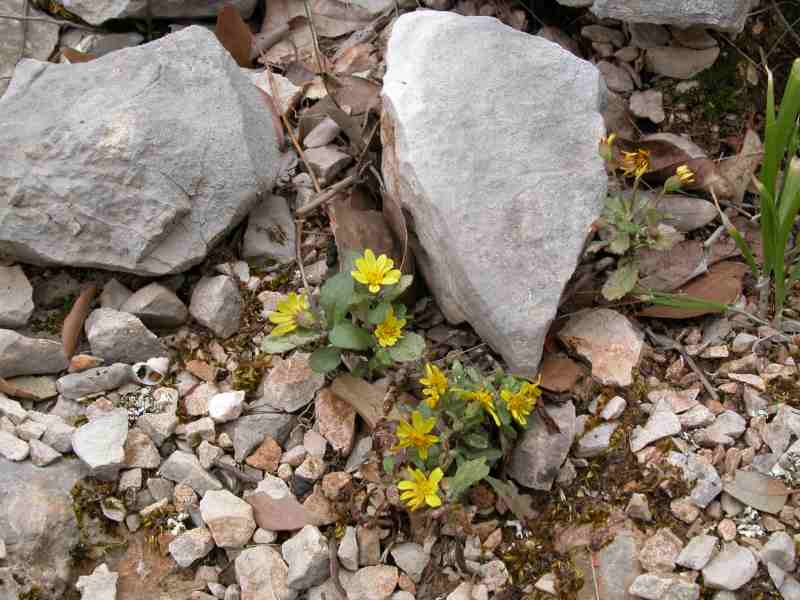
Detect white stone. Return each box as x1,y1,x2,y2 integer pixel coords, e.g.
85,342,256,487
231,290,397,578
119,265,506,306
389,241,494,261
0,265,34,328
75,563,118,600
190,276,243,339
208,391,246,423
0,429,29,461
72,408,128,479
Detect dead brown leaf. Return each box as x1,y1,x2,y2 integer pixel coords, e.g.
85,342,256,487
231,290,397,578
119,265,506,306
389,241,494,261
328,189,401,265
639,261,749,319
62,285,96,360
719,129,763,205
330,374,401,429
637,235,739,292
61,47,96,63
330,75,381,115
215,5,253,68
333,42,378,75
539,354,585,392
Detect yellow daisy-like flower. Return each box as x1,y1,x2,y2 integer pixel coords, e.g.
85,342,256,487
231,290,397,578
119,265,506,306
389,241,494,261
462,387,501,427
351,249,402,294
620,149,650,178
500,380,542,427
420,363,448,409
374,306,406,348
392,410,439,460
676,164,695,185
267,292,310,337
397,467,444,511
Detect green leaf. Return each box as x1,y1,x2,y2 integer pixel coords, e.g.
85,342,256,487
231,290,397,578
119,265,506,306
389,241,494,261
382,274,414,301
650,224,684,251
462,448,503,463
387,332,426,362
608,232,631,255
330,322,374,351
602,261,639,301
383,456,395,474
320,272,354,325
464,432,489,449
309,347,342,373
485,476,537,522
368,301,392,325
261,330,324,354
446,458,490,500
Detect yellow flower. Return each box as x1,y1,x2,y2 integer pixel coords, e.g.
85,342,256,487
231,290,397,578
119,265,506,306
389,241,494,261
267,292,310,337
374,306,406,348
676,164,695,185
351,249,402,294
392,410,439,460
397,467,443,511
500,380,542,427
420,363,448,409
620,149,650,178
462,387,501,426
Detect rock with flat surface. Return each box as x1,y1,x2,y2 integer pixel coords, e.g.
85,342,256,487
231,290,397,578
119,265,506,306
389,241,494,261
509,400,575,490
159,450,223,496
0,394,26,424
190,276,242,339
255,353,325,413
243,194,296,264
630,401,681,452
575,421,618,458
639,528,683,572
762,531,796,572
382,11,606,376
0,0,60,97
559,309,643,386
0,329,67,378
591,0,753,33
0,456,89,599
120,283,188,328
209,391,246,423
390,543,429,583
0,27,278,275
61,0,256,25
168,527,214,568
85,309,165,364
72,408,128,480
723,470,789,514
702,542,758,590
29,439,61,466
645,46,720,79
200,490,256,548
224,413,295,462
123,428,161,469
57,363,132,400
236,545,298,600
281,525,330,590
75,563,117,600
344,566,399,600
316,388,356,454
0,265,34,328
676,534,717,570
99,279,132,310
0,430,28,461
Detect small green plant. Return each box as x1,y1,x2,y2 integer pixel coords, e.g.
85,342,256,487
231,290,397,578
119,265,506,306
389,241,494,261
390,361,541,512
592,136,693,301
722,58,800,321
263,248,425,375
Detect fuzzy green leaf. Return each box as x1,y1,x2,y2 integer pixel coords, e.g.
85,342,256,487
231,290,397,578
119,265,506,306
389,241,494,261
309,347,342,373
320,272,354,325
608,232,631,255
602,261,639,301
368,301,392,325
330,322,374,351
387,332,425,362
261,330,324,354
447,458,490,500
464,432,489,449
382,274,414,302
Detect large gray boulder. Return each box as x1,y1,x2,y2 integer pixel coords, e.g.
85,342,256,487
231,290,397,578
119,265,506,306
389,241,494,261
0,26,279,276
591,0,754,33
381,11,606,376
0,456,88,599
0,329,67,378
0,0,60,97
61,0,257,25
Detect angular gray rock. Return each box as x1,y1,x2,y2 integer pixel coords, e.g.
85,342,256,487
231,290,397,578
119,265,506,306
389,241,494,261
190,276,243,339
630,400,681,453
243,194,296,264
75,563,117,600
382,11,606,376
0,456,89,599
168,526,215,568
338,526,359,571
0,329,67,378
645,46,720,80
676,534,717,570
509,400,575,490
575,422,618,458
223,413,295,462
85,309,166,364
390,542,429,583
702,542,758,590
591,0,754,33
158,450,223,496
0,430,29,461
762,531,796,572
57,363,132,400
200,489,256,548
120,283,188,328
71,408,128,480
0,0,60,97
255,353,325,413
29,439,62,466
0,394,27,425
668,451,723,508
0,265,34,328
235,545,298,600
99,279,132,310
0,27,279,275
281,525,330,590
61,0,257,25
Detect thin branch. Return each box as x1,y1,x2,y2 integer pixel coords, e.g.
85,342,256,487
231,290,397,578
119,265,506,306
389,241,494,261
772,0,800,49
296,174,357,216
646,328,719,402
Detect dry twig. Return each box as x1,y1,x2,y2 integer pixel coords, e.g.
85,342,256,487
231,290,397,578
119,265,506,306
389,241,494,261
646,328,719,402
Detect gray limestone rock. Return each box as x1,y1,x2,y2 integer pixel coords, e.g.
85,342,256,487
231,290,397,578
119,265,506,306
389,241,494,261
281,525,330,590
223,413,295,462
0,27,279,275
676,534,717,570
57,363,132,400
168,527,214,568
61,0,257,25
71,408,128,480
0,0,60,97
702,542,758,590
75,563,117,600
200,490,256,548
242,194,296,264
0,265,34,328
158,450,223,496
235,545,298,600
0,329,67,378
591,0,754,33
120,283,188,328
190,276,243,339
509,400,575,490
85,309,165,364
0,430,28,461
381,11,606,376
29,439,61,467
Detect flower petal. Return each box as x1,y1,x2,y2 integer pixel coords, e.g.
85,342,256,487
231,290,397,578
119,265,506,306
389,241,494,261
425,493,442,508
397,481,416,491
369,284,381,294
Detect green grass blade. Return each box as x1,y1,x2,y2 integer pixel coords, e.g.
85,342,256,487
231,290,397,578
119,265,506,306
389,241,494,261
778,158,800,245
754,178,780,276
640,290,729,313
774,59,800,167
761,65,780,200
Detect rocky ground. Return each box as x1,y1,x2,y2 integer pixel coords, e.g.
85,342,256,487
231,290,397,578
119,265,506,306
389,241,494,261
1,0,800,599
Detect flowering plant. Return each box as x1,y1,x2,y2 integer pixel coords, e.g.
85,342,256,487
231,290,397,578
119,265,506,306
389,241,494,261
388,360,542,512
263,249,425,375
